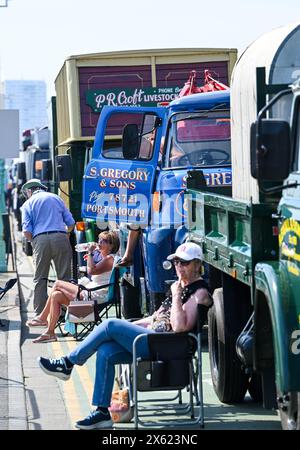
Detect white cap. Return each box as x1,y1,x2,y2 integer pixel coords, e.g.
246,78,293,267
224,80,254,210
167,242,203,261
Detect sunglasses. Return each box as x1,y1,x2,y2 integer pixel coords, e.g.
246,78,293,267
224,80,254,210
173,259,192,266
98,238,112,245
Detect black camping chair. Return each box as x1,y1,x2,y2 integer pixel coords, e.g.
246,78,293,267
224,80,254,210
0,278,18,326
131,303,210,429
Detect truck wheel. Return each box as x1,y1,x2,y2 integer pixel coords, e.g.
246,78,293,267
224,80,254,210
208,288,249,403
278,391,300,430
248,373,263,403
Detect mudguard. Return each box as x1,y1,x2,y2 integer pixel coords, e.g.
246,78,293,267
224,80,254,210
254,261,300,393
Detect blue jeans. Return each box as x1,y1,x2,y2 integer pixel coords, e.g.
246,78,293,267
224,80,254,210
67,318,154,407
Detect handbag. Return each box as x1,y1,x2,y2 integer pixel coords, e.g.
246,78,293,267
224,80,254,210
108,388,134,423
66,299,98,323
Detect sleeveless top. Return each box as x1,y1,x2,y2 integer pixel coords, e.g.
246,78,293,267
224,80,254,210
80,253,116,303
151,278,209,332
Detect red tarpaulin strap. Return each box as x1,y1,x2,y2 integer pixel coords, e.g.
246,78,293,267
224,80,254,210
179,70,229,97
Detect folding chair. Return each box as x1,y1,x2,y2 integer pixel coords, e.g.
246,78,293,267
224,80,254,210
68,261,126,341
0,278,18,326
131,303,209,429
44,277,77,336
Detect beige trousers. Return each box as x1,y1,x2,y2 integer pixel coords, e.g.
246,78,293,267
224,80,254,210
31,233,72,315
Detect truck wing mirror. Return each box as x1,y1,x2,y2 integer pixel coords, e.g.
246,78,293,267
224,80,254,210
250,119,291,181
55,154,73,182
122,124,139,159
42,159,53,182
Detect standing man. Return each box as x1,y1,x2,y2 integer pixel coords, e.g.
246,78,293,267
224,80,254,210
21,179,75,316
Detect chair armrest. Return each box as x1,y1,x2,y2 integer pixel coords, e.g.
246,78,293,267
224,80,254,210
79,282,114,292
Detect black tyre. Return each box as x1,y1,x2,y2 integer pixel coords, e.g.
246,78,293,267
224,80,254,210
208,287,249,403
278,391,300,430
248,372,263,403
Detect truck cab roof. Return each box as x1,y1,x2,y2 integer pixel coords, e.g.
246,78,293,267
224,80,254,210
169,90,230,112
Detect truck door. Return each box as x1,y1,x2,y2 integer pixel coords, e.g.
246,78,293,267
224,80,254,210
82,106,166,228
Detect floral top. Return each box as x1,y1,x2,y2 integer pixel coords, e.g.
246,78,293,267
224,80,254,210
151,278,209,332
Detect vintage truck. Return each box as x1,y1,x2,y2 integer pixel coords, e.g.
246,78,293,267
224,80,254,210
79,85,232,315
187,22,300,429
54,48,237,220
54,48,236,219
52,48,236,281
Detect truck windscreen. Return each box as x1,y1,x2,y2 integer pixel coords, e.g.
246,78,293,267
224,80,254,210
164,110,231,168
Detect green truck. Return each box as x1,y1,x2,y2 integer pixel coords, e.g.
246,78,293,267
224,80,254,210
187,23,300,429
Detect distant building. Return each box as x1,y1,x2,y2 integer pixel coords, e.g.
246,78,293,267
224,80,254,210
1,80,47,143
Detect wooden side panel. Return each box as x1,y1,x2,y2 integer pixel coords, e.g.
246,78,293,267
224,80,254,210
79,65,151,137
55,65,71,146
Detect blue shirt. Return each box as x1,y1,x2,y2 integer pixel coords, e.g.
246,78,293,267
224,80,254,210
21,190,75,238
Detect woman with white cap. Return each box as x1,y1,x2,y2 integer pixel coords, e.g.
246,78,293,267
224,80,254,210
37,241,212,430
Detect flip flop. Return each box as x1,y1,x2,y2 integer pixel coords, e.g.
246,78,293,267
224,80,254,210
26,318,48,327
32,333,57,343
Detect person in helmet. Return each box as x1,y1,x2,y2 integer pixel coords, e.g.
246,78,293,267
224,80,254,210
21,179,75,317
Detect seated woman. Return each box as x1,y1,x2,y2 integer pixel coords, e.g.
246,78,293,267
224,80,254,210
27,230,120,343
37,242,212,429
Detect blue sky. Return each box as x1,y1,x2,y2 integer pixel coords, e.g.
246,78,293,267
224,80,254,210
0,0,299,98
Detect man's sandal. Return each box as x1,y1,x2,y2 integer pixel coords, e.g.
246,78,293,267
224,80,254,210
32,333,57,343
26,318,48,327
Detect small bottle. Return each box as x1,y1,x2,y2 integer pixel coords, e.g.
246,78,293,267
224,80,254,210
75,243,90,252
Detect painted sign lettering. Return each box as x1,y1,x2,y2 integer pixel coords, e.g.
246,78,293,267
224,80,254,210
279,218,300,266
86,87,181,112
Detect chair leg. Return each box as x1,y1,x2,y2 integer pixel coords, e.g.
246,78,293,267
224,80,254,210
198,334,204,427
189,362,195,419
132,342,139,429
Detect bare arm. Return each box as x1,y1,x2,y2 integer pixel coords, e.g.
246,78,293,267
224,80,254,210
23,231,33,242
86,253,114,276
133,316,153,328
67,224,74,233
170,282,211,333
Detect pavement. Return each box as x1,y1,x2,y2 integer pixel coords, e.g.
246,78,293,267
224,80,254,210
0,234,72,430
0,259,27,430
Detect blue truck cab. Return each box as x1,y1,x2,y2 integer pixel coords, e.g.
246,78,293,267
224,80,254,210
81,90,231,311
